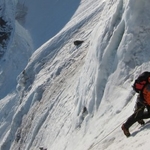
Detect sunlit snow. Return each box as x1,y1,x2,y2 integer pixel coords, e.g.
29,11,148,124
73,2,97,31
0,0,150,150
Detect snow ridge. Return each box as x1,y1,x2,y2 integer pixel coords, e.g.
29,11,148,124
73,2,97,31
1,0,150,150
74,0,125,126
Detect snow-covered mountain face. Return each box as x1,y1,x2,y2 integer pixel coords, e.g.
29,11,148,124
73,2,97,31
0,0,33,99
1,0,150,150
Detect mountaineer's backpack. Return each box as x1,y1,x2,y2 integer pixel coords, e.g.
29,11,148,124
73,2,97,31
133,71,150,105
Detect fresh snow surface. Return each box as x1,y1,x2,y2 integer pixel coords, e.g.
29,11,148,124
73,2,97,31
1,0,150,150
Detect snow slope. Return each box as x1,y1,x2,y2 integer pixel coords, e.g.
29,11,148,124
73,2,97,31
1,0,150,150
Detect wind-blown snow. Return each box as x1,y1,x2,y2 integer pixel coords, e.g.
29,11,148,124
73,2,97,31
1,0,150,150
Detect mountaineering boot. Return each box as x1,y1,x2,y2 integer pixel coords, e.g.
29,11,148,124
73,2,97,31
138,119,145,125
121,124,130,137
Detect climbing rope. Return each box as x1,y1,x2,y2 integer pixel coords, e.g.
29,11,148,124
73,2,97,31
88,120,125,150
88,94,137,150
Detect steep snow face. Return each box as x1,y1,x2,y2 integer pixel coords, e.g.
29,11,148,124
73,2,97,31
0,0,33,149
87,0,150,149
1,0,150,150
0,0,33,99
